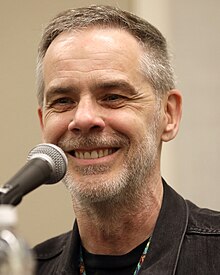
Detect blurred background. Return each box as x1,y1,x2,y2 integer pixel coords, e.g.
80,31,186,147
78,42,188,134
0,0,219,246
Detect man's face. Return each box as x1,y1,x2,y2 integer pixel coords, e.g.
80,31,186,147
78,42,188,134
39,28,164,203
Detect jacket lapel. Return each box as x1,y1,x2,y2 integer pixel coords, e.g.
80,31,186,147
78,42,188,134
140,180,189,274
55,222,81,274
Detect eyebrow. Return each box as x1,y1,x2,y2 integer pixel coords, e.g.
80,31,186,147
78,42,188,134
45,86,77,102
44,79,138,102
92,80,138,95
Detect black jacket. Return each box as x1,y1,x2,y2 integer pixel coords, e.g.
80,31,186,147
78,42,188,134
34,181,220,274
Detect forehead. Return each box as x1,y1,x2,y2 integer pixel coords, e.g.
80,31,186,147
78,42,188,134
43,27,143,67
42,28,148,94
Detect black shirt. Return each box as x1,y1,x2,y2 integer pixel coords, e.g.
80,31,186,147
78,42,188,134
81,239,148,275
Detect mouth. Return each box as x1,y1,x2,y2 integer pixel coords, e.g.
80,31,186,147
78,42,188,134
68,148,119,160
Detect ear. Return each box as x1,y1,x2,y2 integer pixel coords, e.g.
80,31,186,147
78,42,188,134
37,107,46,142
38,107,44,130
161,89,182,142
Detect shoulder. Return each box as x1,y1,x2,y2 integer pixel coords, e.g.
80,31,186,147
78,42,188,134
33,230,71,260
186,200,220,235
177,201,220,273
33,223,80,274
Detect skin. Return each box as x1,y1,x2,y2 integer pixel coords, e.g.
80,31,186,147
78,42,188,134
38,28,182,255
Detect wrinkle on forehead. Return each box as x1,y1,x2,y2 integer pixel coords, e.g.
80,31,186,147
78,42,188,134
44,28,142,65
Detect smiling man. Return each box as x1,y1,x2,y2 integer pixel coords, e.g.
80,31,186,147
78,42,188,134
34,5,220,275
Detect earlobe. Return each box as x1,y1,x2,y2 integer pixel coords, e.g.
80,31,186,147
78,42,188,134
161,89,182,142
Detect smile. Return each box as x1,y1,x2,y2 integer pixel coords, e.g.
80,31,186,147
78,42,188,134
73,148,118,159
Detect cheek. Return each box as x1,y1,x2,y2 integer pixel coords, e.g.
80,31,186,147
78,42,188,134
107,111,148,142
41,113,70,144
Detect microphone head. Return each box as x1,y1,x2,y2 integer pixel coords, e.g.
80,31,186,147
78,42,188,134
27,143,68,184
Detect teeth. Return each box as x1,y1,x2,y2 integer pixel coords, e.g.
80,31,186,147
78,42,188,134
98,150,104,158
74,149,115,159
84,152,90,159
91,151,98,159
80,152,84,159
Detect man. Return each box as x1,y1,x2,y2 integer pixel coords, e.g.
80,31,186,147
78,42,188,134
34,5,220,274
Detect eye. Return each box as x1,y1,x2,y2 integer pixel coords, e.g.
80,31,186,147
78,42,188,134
104,94,123,101
48,97,76,112
101,94,127,108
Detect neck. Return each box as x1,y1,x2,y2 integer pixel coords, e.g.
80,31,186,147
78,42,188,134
73,176,163,255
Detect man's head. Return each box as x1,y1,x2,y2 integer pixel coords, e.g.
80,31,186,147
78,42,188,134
37,5,175,107
37,5,181,204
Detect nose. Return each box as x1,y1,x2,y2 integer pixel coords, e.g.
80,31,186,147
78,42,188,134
68,98,105,134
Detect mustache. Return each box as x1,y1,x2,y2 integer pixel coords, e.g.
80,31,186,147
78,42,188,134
58,132,130,151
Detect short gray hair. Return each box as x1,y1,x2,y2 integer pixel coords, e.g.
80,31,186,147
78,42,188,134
36,5,175,106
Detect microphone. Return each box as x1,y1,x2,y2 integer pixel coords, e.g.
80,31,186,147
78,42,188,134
0,143,68,206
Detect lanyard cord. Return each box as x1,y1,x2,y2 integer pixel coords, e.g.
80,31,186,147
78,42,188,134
79,238,151,275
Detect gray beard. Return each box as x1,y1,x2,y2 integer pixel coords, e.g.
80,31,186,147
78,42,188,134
62,123,158,207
